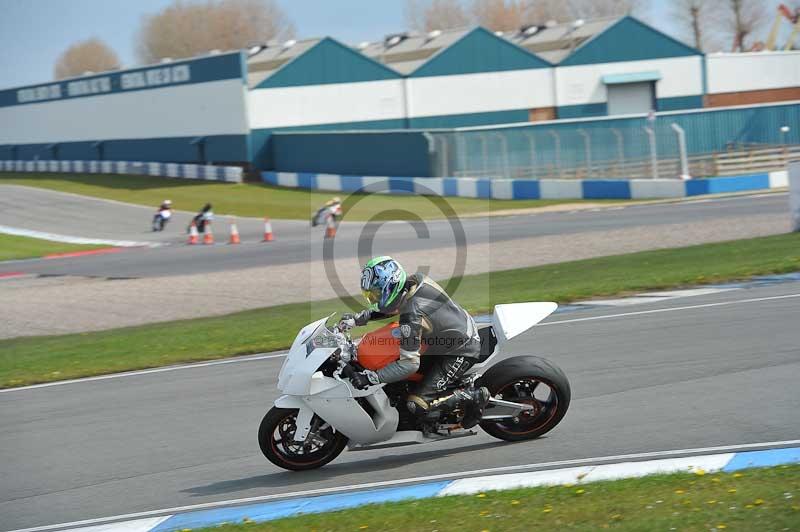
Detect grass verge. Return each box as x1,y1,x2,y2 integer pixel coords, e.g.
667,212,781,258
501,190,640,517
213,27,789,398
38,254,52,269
0,233,106,261
1,232,798,388
0,172,589,221
198,465,800,531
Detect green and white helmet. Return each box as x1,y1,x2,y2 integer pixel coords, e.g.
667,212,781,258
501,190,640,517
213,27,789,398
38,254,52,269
360,256,407,312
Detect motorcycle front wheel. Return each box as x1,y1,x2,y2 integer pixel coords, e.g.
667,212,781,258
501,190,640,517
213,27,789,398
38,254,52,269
258,407,348,471
478,356,571,442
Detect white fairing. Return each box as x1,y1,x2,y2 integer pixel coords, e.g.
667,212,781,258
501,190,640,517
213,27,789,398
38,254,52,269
492,302,558,342
275,317,399,445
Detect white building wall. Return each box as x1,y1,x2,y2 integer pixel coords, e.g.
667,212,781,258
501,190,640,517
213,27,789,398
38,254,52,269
706,51,800,94
248,79,406,129
555,56,703,107
406,68,555,118
0,79,249,144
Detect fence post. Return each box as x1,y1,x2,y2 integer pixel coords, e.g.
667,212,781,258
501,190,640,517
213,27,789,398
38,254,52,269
456,133,468,177
578,129,591,179
611,128,624,178
491,132,510,178
670,123,691,180
644,126,658,179
523,131,536,178
548,131,562,178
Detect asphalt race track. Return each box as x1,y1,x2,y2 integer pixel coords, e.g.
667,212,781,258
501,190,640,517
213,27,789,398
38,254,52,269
2,282,798,531
0,185,791,278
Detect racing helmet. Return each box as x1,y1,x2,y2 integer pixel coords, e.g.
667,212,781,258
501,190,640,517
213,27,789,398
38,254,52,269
360,256,407,312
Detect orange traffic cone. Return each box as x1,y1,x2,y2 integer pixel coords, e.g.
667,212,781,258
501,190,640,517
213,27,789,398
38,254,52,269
203,223,214,245
324,215,337,239
262,217,274,242
229,221,240,244
187,222,199,245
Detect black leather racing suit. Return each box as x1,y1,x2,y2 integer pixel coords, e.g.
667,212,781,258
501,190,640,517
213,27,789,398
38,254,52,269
353,273,481,402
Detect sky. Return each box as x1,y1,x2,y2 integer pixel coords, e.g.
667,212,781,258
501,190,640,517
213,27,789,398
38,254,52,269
0,0,750,91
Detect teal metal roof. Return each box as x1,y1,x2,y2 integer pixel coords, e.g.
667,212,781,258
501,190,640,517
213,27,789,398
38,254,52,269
410,27,550,78
560,16,701,66
251,37,400,89
602,70,662,84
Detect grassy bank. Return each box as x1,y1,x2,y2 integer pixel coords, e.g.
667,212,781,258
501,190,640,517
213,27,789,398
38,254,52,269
0,173,584,221
0,233,105,261
1,232,798,388
200,464,800,531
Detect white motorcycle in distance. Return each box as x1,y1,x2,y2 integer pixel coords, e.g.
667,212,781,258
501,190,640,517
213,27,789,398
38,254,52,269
259,302,571,471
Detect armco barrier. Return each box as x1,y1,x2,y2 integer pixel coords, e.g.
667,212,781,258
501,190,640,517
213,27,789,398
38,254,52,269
263,169,788,200
0,159,243,183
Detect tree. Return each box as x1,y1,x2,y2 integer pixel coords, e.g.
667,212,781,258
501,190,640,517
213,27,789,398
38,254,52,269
565,0,645,19
406,0,469,32
53,38,120,80
670,0,709,50
708,0,769,52
136,0,295,65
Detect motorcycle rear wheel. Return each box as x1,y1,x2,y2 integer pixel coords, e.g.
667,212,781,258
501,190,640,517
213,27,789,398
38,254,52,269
258,407,348,471
478,357,571,442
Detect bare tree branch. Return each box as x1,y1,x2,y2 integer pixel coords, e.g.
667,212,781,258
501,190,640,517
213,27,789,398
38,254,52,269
670,0,710,50
706,0,769,52
136,0,295,65
405,0,469,32
54,38,120,80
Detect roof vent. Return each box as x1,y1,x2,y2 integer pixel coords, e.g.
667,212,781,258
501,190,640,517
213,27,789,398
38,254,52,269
283,39,297,49
494,30,504,36
160,57,173,63
384,33,408,48
522,25,539,36
545,19,557,28
572,19,585,29
427,29,442,40
208,49,221,55
248,44,264,55
83,71,94,76
357,41,370,50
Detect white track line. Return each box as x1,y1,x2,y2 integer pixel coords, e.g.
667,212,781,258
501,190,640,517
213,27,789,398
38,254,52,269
0,225,154,247
0,352,286,394
538,293,800,327
3,292,798,394
11,439,800,532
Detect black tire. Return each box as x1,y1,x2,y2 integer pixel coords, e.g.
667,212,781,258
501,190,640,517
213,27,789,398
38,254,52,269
478,356,571,442
258,407,348,471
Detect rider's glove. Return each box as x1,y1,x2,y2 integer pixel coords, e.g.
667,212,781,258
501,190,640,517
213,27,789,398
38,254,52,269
350,370,380,390
340,310,370,329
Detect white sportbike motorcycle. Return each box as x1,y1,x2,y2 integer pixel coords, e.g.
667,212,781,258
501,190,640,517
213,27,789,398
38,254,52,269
259,302,571,471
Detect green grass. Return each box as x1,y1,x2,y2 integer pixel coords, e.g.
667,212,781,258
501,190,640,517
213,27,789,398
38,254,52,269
0,233,106,261
1,232,798,388
0,172,591,221
198,465,800,531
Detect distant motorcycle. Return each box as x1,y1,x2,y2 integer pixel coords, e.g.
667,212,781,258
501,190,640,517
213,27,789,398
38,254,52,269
258,302,571,471
311,201,342,227
152,203,172,232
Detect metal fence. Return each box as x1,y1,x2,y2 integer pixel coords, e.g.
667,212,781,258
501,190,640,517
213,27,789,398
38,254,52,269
429,103,800,179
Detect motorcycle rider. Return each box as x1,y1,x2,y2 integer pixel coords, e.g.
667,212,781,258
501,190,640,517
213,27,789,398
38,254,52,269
152,199,172,231
340,256,490,427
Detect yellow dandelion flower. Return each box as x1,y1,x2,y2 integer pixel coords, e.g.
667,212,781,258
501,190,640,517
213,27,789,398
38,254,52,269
543,508,552,513
675,489,685,494
477,493,486,498
611,514,622,520
575,489,585,495
733,473,743,478
754,499,764,505
479,510,490,516
359,526,369,530
511,500,520,505
717,524,727,529
728,488,737,494
694,469,706,476
711,478,721,483
706,500,717,505
745,504,754,509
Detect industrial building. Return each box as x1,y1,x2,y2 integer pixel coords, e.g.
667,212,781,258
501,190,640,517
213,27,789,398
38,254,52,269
0,15,798,175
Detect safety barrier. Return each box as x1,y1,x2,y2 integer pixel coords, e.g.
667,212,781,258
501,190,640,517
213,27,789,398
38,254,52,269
262,170,788,200
0,159,243,183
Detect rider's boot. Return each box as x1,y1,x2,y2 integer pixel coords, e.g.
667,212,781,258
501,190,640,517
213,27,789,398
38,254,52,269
407,386,490,429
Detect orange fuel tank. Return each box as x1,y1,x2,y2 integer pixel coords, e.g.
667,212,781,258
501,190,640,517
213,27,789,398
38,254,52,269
358,322,425,382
